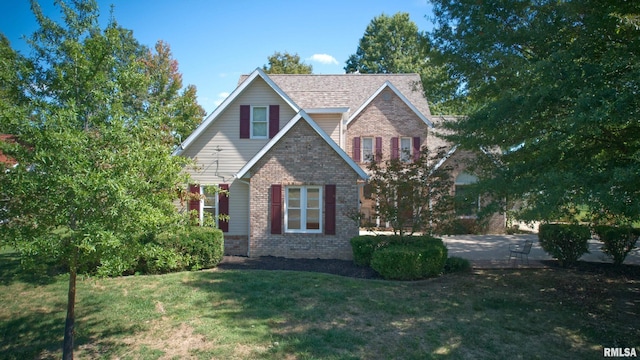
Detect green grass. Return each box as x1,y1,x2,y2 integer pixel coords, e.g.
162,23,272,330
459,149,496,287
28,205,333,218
0,249,638,359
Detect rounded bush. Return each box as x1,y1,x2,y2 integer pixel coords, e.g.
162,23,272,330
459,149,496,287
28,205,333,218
370,237,447,280
593,225,640,266
444,256,472,273
350,235,387,266
538,223,590,267
155,227,224,271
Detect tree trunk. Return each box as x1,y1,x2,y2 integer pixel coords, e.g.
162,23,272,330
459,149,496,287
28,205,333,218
62,252,77,360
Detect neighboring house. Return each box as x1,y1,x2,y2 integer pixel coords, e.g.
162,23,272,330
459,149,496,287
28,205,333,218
173,68,504,260
0,135,17,168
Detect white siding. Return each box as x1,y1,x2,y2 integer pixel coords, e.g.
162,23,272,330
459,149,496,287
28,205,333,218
181,77,296,235
311,113,341,146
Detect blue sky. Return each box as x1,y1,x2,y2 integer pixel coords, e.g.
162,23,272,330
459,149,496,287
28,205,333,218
1,0,435,114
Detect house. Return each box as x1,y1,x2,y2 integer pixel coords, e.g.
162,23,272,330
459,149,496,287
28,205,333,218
0,135,17,167
174,68,504,260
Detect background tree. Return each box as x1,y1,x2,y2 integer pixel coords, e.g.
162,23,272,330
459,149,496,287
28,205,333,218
263,51,313,74
367,146,454,236
0,1,203,358
430,0,640,225
345,12,461,114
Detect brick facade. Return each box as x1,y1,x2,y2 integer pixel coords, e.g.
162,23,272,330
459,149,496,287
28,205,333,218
247,120,361,260
345,89,430,165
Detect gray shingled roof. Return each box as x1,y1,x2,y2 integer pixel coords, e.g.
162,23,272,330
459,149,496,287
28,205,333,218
239,73,431,118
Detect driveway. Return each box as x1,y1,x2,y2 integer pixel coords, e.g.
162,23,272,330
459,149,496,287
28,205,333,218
441,234,640,267
360,230,640,267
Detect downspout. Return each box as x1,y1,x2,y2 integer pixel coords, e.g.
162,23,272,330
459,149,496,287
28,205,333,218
237,178,251,257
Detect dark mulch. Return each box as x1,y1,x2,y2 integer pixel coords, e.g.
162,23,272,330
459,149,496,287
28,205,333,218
218,256,640,280
218,256,380,279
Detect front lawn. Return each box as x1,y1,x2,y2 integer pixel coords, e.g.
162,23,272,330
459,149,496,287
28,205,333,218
0,250,638,359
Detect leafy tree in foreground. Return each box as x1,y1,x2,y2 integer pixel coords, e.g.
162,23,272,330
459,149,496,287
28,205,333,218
345,12,463,114
0,1,203,358
430,0,640,225
263,51,313,74
367,146,454,236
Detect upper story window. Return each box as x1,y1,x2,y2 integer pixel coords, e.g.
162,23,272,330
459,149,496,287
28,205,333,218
362,137,373,162
400,137,412,162
251,106,268,139
285,186,322,233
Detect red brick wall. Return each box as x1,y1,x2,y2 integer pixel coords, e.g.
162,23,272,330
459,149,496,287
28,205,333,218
247,120,361,260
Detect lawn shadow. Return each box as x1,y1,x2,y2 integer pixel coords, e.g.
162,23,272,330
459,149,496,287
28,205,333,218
0,251,60,286
185,266,640,359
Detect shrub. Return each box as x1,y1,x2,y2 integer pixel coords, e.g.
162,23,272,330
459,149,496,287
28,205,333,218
155,227,224,271
594,225,640,266
444,256,472,273
350,235,388,266
538,223,590,267
370,237,447,280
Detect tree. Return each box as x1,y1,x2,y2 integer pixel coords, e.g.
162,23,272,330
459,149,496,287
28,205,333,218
0,1,202,358
345,12,461,114
430,0,640,225
263,51,313,74
367,146,454,236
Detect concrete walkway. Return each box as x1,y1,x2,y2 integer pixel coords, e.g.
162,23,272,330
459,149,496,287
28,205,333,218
441,234,640,268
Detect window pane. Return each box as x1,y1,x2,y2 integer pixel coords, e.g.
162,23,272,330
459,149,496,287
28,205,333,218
306,209,320,229
306,188,320,208
400,138,411,161
253,122,267,137
253,107,267,122
362,138,373,161
288,209,301,229
288,188,301,208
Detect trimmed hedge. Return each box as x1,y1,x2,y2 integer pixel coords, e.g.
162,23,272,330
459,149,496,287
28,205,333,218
350,235,388,266
368,236,448,280
444,256,472,273
538,223,590,267
594,225,640,266
140,227,224,273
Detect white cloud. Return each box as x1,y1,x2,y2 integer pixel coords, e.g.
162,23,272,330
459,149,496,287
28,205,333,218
308,54,339,65
214,92,230,107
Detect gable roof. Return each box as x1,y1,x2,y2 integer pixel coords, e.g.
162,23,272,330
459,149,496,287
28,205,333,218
173,68,299,156
347,81,434,128
235,110,368,180
239,73,431,118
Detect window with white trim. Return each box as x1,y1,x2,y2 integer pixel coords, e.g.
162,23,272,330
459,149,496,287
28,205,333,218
400,137,412,162
454,173,480,217
201,185,218,226
362,137,373,162
285,186,322,233
251,106,268,138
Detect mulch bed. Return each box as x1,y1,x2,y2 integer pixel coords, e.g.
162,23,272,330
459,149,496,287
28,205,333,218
218,256,380,279
218,256,640,280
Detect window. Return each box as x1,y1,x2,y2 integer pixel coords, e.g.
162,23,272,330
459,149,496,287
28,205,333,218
285,186,322,233
201,185,218,226
455,173,479,217
362,137,373,162
251,106,268,138
399,137,412,162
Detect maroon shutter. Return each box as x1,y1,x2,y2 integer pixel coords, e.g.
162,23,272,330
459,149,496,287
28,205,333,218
240,105,250,138
218,184,229,232
353,137,361,162
325,185,336,235
375,137,383,162
269,105,279,138
391,137,399,159
271,184,282,234
188,184,201,223
413,137,421,161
